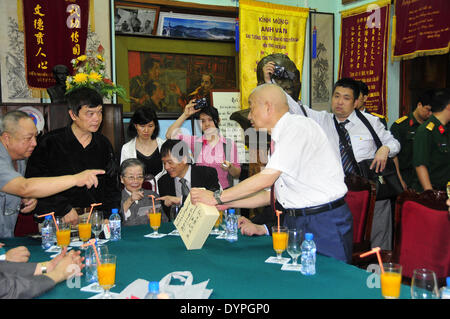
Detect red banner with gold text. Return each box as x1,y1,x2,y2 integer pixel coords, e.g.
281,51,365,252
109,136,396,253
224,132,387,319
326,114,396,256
22,0,89,89
338,0,390,116
393,0,450,60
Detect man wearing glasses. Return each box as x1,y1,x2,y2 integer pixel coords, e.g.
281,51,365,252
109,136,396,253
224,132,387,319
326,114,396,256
0,110,104,237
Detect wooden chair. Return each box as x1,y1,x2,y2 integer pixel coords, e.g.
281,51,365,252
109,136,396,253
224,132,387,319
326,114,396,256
392,190,450,287
343,175,377,266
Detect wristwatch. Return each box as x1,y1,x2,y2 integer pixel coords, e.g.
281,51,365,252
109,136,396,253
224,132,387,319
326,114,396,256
213,189,223,205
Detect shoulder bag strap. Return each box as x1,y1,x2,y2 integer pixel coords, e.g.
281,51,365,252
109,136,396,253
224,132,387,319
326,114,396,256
354,109,382,150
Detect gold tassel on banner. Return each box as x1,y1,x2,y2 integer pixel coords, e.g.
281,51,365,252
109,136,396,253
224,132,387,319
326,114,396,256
89,0,95,32
17,0,24,31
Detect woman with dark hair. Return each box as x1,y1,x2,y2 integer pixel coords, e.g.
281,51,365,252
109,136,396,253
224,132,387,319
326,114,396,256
166,100,241,189
120,106,165,191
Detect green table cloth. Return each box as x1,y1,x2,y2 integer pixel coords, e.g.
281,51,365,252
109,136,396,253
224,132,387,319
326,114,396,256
1,223,410,299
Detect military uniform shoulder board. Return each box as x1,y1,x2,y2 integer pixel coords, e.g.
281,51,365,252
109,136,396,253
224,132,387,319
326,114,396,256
395,116,408,124
370,112,385,119
426,122,435,131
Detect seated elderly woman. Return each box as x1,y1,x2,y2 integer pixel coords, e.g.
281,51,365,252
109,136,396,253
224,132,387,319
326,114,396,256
120,158,167,226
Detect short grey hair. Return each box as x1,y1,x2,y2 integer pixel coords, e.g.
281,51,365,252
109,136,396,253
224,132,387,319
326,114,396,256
0,110,32,135
120,158,145,176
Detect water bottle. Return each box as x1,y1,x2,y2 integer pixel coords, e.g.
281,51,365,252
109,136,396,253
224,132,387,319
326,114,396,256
109,208,121,241
41,216,54,249
441,277,450,299
84,242,98,284
300,233,316,275
225,208,238,242
144,281,160,299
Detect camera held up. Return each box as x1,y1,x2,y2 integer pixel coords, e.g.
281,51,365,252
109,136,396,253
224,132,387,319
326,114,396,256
193,97,208,110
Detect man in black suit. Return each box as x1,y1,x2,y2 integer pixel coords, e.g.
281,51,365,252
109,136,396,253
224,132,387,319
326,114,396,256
157,139,220,219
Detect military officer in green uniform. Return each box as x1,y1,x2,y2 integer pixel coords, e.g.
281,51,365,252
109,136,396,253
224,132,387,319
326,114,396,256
390,90,433,189
356,80,387,129
412,88,450,192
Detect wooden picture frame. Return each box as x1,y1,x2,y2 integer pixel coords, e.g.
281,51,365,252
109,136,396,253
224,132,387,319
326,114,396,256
309,12,335,112
114,2,160,36
115,36,238,116
156,12,235,41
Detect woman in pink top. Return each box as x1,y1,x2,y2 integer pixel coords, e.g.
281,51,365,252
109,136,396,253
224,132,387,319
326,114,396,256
166,100,241,189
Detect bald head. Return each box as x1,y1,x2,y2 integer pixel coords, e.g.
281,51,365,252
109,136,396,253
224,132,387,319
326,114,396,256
249,83,289,113
248,84,289,131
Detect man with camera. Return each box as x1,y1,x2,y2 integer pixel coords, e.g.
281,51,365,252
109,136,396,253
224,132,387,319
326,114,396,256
284,78,400,250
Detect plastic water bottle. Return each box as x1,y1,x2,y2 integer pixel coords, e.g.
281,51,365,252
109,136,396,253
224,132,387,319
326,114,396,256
144,281,160,299
84,241,98,284
144,281,174,299
440,277,450,299
41,216,54,250
300,233,316,275
109,208,121,241
225,208,238,242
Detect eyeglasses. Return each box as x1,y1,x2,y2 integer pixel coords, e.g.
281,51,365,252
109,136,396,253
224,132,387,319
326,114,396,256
123,175,144,181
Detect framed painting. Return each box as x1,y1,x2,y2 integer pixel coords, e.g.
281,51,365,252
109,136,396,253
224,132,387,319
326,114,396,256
115,36,238,116
309,12,335,112
114,2,160,36
156,12,235,41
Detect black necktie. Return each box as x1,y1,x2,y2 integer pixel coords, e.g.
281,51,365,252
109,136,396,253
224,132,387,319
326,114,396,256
338,120,357,176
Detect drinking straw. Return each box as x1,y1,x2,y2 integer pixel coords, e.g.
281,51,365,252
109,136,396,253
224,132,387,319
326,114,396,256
81,239,101,265
359,247,384,273
148,195,156,214
87,203,102,222
275,210,283,233
37,212,59,232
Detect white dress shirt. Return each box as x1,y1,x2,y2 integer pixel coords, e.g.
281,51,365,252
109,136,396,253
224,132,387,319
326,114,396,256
265,112,348,209
285,93,400,162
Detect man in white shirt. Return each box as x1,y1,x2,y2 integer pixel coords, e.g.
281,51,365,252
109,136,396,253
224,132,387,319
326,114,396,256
286,78,400,250
191,84,353,263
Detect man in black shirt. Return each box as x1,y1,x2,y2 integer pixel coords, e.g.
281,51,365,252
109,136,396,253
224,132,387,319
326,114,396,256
26,88,121,224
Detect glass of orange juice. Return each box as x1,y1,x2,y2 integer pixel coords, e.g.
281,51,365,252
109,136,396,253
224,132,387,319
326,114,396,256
78,216,91,248
271,226,288,261
56,218,71,249
148,210,162,237
97,254,116,299
380,263,402,299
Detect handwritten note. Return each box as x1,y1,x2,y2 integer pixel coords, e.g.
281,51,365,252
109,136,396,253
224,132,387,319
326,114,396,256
174,193,219,250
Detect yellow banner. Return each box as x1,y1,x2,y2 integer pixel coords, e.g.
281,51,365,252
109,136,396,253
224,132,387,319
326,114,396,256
239,0,309,109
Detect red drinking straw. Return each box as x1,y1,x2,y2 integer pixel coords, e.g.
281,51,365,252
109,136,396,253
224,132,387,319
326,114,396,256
37,212,59,232
148,195,156,214
275,210,283,233
81,239,101,265
359,247,385,273
87,203,102,222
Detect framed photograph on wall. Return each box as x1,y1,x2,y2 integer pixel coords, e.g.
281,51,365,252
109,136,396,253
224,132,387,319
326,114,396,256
114,2,160,36
309,12,334,112
115,36,238,116
156,12,235,41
